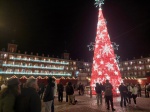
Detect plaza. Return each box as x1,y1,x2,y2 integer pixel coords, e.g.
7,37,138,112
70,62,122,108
42,91,150,112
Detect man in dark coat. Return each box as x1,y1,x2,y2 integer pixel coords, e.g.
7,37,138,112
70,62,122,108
43,77,55,112
16,78,41,112
104,80,115,111
119,83,128,107
57,82,64,102
66,82,75,105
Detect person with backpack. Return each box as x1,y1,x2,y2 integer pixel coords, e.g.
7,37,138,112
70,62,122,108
66,82,75,105
104,80,115,111
95,83,102,105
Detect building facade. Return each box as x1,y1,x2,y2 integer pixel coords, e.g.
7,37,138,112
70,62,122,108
0,43,92,83
119,57,150,85
1,43,150,85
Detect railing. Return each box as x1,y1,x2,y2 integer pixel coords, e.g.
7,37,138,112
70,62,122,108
10,58,69,65
2,64,64,70
0,71,71,76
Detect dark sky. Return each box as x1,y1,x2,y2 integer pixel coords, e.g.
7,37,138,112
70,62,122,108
0,0,150,62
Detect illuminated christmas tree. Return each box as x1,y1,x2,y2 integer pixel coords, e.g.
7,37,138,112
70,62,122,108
90,0,122,95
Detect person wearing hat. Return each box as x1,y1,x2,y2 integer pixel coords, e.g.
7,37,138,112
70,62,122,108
0,78,21,112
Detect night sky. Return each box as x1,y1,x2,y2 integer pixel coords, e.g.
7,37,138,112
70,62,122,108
0,0,150,62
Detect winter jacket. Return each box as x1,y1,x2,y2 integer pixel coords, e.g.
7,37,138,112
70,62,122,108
131,87,138,95
95,85,102,94
119,85,128,95
43,82,55,102
57,84,64,93
104,83,113,96
16,87,41,112
0,92,16,112
66,85,74,95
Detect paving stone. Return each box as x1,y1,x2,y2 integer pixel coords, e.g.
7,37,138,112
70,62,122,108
42,91,150,112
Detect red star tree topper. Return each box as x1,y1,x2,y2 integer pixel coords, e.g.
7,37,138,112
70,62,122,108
90,1,122,95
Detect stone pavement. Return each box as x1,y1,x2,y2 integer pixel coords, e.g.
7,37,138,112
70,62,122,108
42,91,150,112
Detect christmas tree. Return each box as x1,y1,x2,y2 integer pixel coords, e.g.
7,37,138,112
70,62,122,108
90,0,122,95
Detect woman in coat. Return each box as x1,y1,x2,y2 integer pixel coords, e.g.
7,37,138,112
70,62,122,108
0,78,21,112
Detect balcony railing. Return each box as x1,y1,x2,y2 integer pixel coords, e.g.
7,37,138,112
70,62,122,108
2,64,64,70
0,71,71,76
9,58,69,65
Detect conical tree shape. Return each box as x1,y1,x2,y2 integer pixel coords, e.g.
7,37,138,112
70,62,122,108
90,8,122,95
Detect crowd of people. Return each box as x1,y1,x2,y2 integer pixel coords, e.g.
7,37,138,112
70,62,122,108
0,77,150,112
0,77,78,112
95,80,150,111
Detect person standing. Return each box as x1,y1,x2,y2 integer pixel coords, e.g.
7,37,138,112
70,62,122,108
43,77,55,112
145,83,149,98
65,82,69,102
119,83,128,107
57,82,64,102
38,82,45,99
66,82,75,105
137,83,142,97
78,83,82,95
51,78,57,112
95,83,102,105
104,80,115,111
16,78,41,112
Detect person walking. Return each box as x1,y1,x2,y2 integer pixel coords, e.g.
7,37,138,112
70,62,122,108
57,82,64,102
127,83,133,104
131,84,138,107
95,83,102,105
119,83,128,107
0,78,21,112
43,77,55,112
104,80,115,111
16,78,41,112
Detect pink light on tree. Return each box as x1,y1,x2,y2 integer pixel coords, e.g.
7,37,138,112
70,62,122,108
90,0,122,95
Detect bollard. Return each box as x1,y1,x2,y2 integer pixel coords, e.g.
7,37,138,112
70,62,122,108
90,86,92,98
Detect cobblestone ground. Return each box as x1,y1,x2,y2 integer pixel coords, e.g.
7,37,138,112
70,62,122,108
42,91,150,112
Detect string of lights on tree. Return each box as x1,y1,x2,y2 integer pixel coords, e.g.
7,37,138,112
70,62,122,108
87,42,120,62
89,0,122,95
